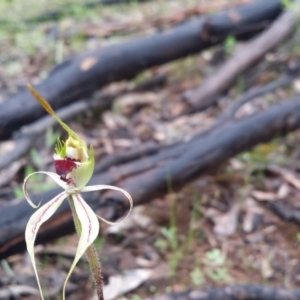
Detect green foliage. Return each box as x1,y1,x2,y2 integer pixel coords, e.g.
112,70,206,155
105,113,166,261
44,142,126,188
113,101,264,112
224,35,237,56
206,267,231,282
190,267,205,286
281,0,292,9
205,248,225,266
45,128,61,148
281,0,300,14
13,186,23,199
236,74,245,94
25,165,36,178
161,226,178,250
297,232,300,248
158,224,182,277
93,237,105,250
168,251,183,277
130,295,142,300
19,163,57,196
154,238,168,251
30,148,43,168
204,248,232,283
14,164,48,199
186,190,202,248
239,140,283,169
155,185,204,278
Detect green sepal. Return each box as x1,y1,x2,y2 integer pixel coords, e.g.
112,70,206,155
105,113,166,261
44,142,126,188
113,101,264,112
55,138,67,157
67,146,95,189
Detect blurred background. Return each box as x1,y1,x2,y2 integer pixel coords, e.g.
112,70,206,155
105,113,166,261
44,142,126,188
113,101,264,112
1,0,300,299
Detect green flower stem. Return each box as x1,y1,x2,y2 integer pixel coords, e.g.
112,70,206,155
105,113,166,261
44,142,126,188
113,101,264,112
68,195,104,300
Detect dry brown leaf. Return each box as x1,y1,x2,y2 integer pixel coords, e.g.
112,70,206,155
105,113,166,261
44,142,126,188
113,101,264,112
94,269,152,300
212,205,240,238
277,183,290,199
268,165,300,190
251,190,278,201
243,198,263,233
115,92,160,116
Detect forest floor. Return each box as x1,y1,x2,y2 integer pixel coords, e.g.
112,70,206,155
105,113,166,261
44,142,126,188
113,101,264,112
1,0,300,299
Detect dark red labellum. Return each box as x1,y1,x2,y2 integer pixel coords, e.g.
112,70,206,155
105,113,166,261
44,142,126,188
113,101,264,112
54,157,79,184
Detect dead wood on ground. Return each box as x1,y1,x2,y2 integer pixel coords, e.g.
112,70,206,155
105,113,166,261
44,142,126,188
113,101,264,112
0,0,282,139
182,3,299,112
0,74,166,171
218,63,300,122
145,284,300,300
1,95,300,259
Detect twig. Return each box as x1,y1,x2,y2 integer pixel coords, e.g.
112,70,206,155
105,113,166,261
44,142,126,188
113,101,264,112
218,62,300,122
178,63,300,140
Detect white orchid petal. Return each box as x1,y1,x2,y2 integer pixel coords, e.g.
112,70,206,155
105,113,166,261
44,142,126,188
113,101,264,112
81,185,133,225
25,191,67,300
23,171,68,208
62,193,99,300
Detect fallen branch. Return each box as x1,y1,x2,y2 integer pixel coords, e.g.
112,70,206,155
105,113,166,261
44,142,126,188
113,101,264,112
0,0,282,139
182,2,299,112
1,95,300,259
145,285,300,300
217,62,300,124
172,62,300,137
0,96,110,171
0,74,166,171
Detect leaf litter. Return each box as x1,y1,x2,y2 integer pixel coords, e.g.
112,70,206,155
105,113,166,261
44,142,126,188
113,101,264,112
1,0,300,299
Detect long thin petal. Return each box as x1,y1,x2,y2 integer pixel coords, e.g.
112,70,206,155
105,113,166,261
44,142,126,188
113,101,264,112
62,193,99,300
23,171,68,208
25,191,67,300
80,185,133,225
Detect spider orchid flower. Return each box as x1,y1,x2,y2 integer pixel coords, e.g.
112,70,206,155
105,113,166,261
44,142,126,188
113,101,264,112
24,84,132,300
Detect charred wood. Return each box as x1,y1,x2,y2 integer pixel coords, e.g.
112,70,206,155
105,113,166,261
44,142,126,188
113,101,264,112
0,0,282,139
145,285,300,300
0,74,166,171
1,95,300,259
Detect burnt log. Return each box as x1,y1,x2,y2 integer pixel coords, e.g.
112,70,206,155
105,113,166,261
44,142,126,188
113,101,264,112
1,95,300,259
145,285,300,300
0,0,282,139
0,75,166,171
